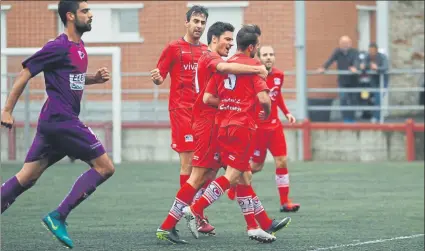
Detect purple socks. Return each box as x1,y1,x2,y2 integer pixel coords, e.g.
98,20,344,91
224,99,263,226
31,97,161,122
56,168,106,219
1,176,33,213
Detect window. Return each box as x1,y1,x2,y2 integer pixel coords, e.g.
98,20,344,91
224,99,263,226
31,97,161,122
356,5,376,52
1,5,11,110
1,5,11,48
48,3,144,43
187,2,249,59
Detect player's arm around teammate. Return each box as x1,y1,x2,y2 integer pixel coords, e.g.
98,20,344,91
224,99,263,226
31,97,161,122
156,22,272,243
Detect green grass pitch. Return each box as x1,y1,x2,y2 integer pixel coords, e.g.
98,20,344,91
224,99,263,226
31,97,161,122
1,161,424,251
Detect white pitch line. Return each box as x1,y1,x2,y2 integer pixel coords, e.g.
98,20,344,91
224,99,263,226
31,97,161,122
308,234,424,251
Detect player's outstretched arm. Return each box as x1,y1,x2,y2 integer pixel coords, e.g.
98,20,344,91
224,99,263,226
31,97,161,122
217,63,268,79
1,68,32,128
85,67,110,85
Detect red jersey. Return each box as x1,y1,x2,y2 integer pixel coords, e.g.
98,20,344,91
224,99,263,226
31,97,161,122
192,51,224,121
156,38,208,110
255,67,290,130
206,53,269,130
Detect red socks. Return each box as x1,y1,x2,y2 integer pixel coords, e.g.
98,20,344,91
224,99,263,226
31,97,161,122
275,168,289,205
160,183,197,230
236,184,259,230
192,179,212,218
191,176,230,216
248,185,273,230
180,174,190,187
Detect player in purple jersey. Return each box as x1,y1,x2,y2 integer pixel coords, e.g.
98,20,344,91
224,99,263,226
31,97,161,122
1,1,114,249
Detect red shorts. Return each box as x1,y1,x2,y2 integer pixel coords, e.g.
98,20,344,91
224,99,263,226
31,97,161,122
192,118,221,169
251,127,287,163
169,108,194,153
217,125,256,172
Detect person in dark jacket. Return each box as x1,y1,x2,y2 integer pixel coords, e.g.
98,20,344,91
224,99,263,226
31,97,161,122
318,36,359,123
359,42,389,123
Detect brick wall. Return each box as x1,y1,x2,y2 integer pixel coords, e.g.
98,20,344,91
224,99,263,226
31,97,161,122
3,1,376,102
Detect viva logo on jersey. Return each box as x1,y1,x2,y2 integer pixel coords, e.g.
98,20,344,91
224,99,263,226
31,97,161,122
183,62,198,71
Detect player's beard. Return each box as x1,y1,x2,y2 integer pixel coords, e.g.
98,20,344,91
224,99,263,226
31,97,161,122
264,61,273,71
192,29,202,39
75,18,92,36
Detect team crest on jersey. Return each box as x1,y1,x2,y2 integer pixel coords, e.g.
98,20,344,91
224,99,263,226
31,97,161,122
78,51,85,60
184,134,193,142
214,152,220,161
274,78,281,86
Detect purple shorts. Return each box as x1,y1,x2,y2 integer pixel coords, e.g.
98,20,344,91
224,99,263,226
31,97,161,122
25,119,106,164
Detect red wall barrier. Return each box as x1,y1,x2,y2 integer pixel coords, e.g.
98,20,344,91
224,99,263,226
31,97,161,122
8,119,424,162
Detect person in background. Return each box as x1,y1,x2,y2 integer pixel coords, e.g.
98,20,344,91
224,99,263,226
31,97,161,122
318,36,359,123
359,42,389,123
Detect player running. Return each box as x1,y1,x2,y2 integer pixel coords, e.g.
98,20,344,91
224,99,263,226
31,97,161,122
1,1,114,249
150,5,208,189
156,21,269,243
252,45,300,212
183,24,288,243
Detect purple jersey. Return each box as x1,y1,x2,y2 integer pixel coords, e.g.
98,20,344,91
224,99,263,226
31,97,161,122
22,33,88,121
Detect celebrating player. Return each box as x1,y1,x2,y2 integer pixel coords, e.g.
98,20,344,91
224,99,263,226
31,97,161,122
150,5,216,238
183,24,287,243
252,45,300,212
227,45,301,212
0,1,114,249
150,5,208,189
156,21,269,243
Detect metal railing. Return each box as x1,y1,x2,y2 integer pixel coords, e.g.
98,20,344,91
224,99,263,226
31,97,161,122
294,69,424,123
2,68,424,123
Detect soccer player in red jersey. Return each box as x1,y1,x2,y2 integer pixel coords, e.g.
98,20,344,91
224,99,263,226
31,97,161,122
155,21,268,243
252,45,301,213
191,22,270,235
183,25,289,243
227,45,301,212
150,5,208,188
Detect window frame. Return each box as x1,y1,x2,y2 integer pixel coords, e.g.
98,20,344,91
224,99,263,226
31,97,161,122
48,3,144,43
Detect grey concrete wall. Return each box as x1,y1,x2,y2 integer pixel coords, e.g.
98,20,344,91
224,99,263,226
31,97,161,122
389,1,424,116
3,127,422,163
